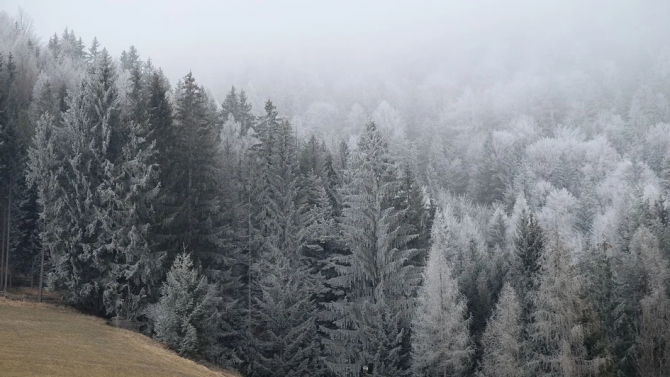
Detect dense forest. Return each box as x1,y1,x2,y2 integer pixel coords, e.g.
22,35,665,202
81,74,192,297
1,8,670,377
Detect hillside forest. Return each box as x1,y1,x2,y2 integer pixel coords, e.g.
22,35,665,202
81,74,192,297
1,9,670,377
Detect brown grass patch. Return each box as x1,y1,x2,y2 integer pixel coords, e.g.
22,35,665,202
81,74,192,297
0,298,239,377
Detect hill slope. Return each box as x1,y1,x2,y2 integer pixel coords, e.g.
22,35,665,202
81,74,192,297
0,298,238,377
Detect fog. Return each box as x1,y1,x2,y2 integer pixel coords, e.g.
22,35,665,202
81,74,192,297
7,0,670,100
4,2,670,376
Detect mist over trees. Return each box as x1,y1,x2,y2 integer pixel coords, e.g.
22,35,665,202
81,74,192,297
2,4,670,376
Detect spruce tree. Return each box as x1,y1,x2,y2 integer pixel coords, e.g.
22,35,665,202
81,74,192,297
631,226,670,376
325,121,420,376
150,253,221,358
26,113,65,301
220,86,240,129
238,89,255,136
478,282,522,377
412,230,473,377
511,211,544,323
165,72,224,265
49,50,121,312
251,251,324,377
528,232,608,376
101,117,162,320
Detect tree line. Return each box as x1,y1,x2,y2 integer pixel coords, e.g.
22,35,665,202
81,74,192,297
1,11,670,377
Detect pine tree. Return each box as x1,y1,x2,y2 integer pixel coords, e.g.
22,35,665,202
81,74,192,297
144,68,179,263
149,253,222,358
660,154,670,193
245,101,331,375
251,251,324,377
101,117,162,320
0,52,24,292
579,243,616,377
632,226,670,376
220,86,240,129
325,121,420,376
527,230,607,376
40,49,124,313
26,113,65,301
165,72,224,266
511,211,544,323
412,233,473,377
478,282,522,377
238,89,255,136
471,133,520,205
87,37,100,63
637,289,670,377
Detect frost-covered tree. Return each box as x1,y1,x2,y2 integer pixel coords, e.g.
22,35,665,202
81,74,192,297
637,289,670,377
26,113,65,301
163,72,224,266
325,121,421,376
478,282,522,377
510,210,544,323
471,132,521,204
527,218,609,376
412,230,473,377
49,50,121,312
149,253,221,358
101,118,162,320
632,226,670,376
250,251,324,377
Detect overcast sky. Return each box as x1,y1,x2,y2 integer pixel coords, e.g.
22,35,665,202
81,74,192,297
4,0,670,93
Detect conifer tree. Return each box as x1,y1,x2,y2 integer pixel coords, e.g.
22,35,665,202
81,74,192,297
511,211,544,323
632,226,670,376
101,117,162,320
26,113,65,301
528,231,607,376
220,86,240,129
165,72,224,265
251,251,325,377
49,50,120,312
478,282,522,377
150,253,221,358
412,229,473,377
238,89,255,136
326,121,420,376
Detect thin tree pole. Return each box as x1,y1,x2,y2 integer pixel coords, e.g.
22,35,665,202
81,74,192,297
4,176,11,293
247,188,252,333
38,244,45,302
247,183,253,374
0,205,5,289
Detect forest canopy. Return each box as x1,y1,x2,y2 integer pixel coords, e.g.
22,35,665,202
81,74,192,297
1,4,670,376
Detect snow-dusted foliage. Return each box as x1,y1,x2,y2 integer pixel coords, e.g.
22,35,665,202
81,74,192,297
149,253,221,357
412,227,472,376
478,282,522,377
8,6,670,377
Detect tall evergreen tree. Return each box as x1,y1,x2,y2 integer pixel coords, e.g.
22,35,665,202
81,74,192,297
149,253,222,358
164,72,224,266
251,251,325,377
631,226,670,377
528,231,608,376
511,211,544,323
46,50,121,313
412,224,473,377
478,282,522,377
325,121,420,376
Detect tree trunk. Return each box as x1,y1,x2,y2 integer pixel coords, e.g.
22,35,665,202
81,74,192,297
38,245,45,302
0,209,4,289
4,177,11,293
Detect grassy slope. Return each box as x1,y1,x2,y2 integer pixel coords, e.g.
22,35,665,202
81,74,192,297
0,298,238,377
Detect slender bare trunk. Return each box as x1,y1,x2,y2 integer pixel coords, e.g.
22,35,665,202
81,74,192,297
0,208,4,289
4,177,11,293
38,245,45,302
